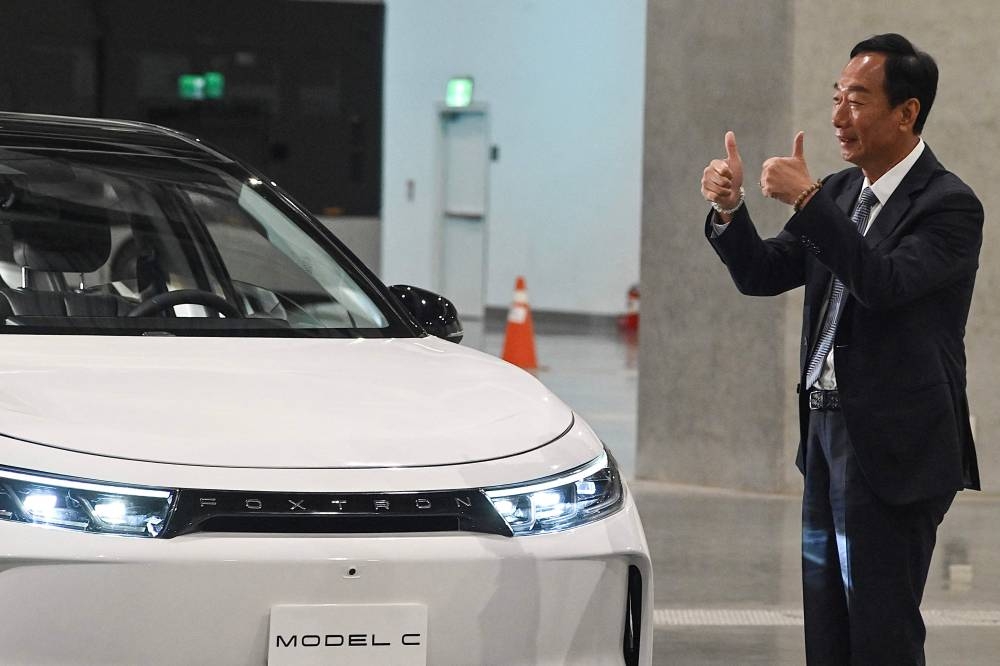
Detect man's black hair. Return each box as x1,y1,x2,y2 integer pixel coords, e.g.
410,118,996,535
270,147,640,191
850,33,938,134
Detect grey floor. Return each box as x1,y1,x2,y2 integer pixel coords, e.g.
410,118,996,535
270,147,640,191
466,314,1000,665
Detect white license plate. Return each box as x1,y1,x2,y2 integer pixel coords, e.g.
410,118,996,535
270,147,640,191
267,603,427,666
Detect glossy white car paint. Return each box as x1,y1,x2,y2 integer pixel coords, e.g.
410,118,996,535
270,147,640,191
0,335,573,469
0,335,652,665
0,502,651,665
0,113,652,665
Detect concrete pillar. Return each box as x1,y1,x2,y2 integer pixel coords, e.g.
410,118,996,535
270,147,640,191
638,0,797,493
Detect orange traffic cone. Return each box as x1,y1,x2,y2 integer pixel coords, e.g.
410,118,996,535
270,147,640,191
501,276,538,369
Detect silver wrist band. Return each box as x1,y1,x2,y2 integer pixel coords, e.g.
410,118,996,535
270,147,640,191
710,186,745,216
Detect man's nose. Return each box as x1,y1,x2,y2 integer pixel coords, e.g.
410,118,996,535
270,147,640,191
832,102,847,127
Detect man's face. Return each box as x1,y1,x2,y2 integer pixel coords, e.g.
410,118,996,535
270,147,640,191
832,52,912,178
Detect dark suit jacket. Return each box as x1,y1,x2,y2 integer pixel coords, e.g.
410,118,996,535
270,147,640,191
706,145,983,504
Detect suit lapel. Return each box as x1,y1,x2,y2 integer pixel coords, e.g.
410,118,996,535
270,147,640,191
802,178,858,355
806,172,862,315
865,145,941,247
807,146,941,354
835,175,863,220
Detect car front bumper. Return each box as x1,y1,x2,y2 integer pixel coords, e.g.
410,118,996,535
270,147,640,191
0,490,651,665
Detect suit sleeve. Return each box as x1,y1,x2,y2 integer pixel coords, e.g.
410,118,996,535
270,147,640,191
705,204,806,296
784,182,983,310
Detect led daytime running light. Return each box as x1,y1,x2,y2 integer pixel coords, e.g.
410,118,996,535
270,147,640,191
0,467,175,538
484,452,611,498
484,451,623,536
0,469,172,499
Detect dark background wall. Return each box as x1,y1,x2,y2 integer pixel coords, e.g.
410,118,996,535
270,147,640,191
0,0,383,216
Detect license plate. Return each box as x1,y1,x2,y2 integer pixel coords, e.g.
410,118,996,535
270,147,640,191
267,604,427,666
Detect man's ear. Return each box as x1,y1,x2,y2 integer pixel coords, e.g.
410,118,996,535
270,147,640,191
898,98,921,133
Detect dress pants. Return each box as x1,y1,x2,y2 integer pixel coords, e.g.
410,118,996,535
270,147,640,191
801,407,955,666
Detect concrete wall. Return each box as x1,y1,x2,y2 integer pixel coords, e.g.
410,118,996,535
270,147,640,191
638,0,1000,494
381,0,646,314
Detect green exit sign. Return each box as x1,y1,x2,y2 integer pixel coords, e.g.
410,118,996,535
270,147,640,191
178,72,225,101
446,76,474,108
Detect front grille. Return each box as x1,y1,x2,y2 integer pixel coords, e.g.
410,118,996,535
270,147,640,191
199,515,463,534
159,488,512,538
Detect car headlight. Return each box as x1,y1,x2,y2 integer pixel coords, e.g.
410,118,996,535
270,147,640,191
484,450,623,535
0,467,175,537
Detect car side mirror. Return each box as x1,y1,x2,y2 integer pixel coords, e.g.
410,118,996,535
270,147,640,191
389,284,463,344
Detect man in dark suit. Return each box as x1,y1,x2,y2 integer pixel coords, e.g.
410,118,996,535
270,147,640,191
699,33,982,665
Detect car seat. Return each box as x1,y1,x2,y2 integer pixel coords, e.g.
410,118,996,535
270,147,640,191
0,215,131,318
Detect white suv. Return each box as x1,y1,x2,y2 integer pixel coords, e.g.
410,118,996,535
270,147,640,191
0,112,651,666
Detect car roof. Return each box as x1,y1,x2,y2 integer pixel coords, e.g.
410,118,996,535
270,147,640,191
0,112,232,161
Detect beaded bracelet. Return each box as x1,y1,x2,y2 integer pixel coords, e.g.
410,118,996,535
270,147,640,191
793,179,823,212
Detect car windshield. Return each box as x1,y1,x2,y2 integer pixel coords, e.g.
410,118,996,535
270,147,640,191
0,144,407,337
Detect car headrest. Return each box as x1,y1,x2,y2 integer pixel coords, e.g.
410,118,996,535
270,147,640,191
10,218,112,274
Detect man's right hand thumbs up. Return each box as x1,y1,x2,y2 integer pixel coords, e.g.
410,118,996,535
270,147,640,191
702,131,745,219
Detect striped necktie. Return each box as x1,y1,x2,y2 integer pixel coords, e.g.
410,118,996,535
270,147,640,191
804,187,878,388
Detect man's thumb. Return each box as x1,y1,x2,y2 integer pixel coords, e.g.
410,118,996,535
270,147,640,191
792,131,805,159
725,131,740,163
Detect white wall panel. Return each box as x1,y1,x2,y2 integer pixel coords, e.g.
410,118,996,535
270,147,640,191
382,0,646,314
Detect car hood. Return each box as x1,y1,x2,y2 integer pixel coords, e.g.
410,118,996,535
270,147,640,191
0,335,572,468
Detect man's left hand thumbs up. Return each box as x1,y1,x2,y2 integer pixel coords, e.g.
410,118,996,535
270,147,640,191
792,131,805,160
761,131,814,206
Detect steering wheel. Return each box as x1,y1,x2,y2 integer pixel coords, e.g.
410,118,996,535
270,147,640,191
128,289,243,318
